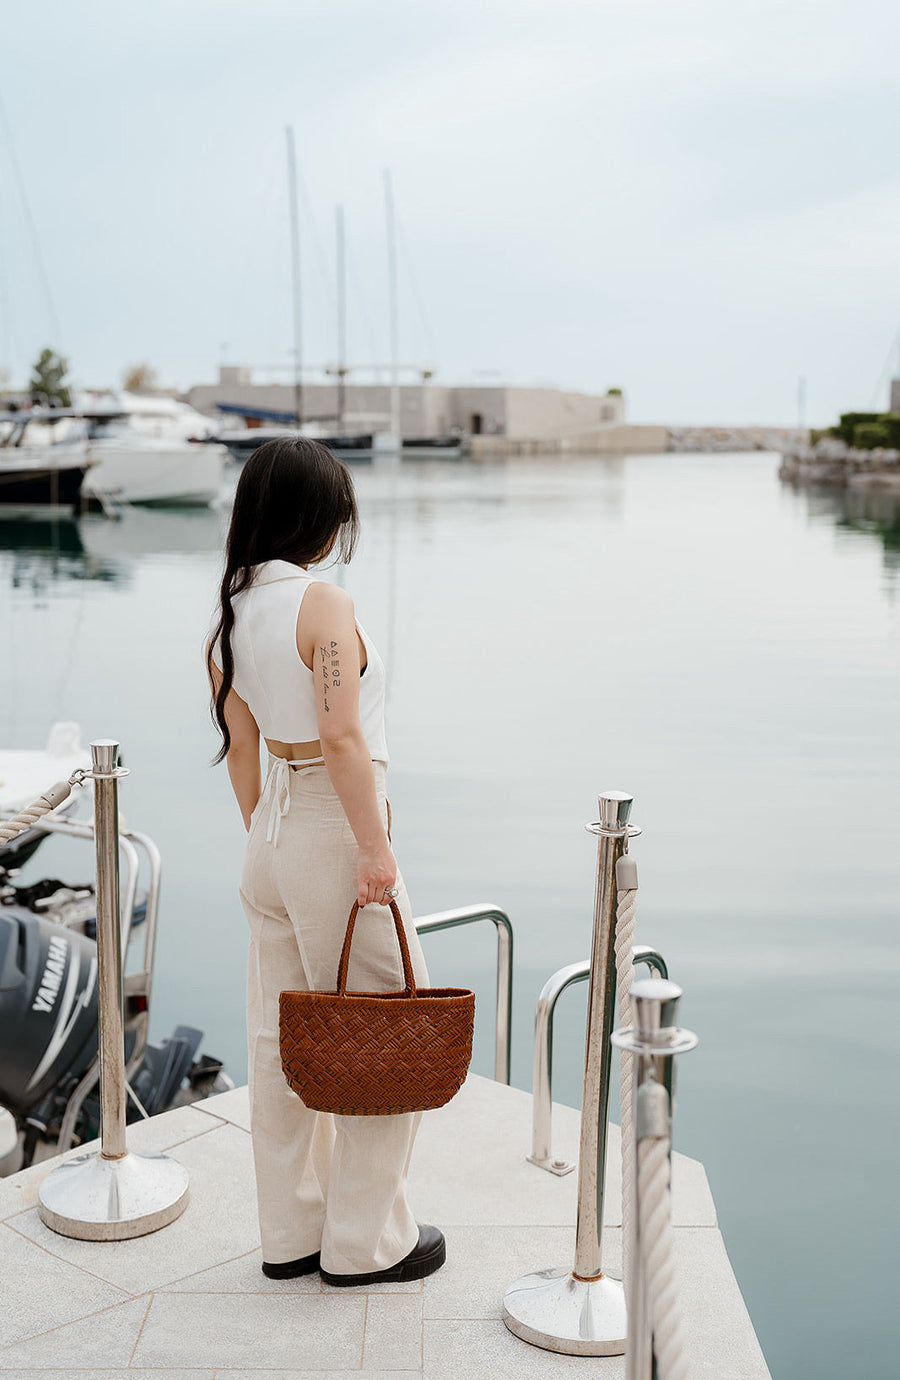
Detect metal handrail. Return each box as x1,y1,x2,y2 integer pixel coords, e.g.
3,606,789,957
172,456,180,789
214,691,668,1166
414,903,513,1085
527,943,668,1175
32,815,141,947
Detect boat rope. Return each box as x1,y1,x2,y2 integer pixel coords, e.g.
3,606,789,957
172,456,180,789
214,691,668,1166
614,848,639,1289
636,1079,689,1380
0,768,88,845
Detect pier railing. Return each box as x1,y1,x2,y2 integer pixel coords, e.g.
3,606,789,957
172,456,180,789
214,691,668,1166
528,943,668,1176
502,789,697,1377
414,903,513,1086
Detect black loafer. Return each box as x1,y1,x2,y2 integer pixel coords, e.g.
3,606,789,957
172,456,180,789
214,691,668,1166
261,1250,321,1279
320,1225,446,1287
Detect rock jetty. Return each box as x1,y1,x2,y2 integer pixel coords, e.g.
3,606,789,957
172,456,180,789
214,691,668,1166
667,426,806,453
779,436,900,490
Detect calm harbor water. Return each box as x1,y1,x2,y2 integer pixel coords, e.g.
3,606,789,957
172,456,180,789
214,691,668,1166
2,452,897,1379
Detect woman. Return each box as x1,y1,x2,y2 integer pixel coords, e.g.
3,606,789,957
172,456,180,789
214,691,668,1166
207,437,445,1286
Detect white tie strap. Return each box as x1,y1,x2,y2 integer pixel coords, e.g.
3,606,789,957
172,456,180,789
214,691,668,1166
261,755,326,848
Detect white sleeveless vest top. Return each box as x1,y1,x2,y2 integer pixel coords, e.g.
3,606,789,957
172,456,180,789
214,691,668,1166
213,559,388,764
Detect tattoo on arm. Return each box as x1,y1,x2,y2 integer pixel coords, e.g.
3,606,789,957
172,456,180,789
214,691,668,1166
320,641,341,713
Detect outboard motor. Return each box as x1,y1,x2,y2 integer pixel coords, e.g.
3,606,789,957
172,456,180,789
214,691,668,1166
0,909,98,1114
0,901,231,1173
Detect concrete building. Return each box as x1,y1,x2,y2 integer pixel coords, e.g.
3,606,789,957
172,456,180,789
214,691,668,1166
184,367,626,441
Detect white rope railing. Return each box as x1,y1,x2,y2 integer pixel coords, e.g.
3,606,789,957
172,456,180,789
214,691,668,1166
0,778,78,846
614,854,638,1286
636,1079,689,1380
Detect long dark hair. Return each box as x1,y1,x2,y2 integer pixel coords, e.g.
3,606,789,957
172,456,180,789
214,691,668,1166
208,436,359,762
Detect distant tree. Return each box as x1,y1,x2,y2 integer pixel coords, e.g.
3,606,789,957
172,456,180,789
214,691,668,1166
122,362,158,394
29,348,71,407
606,387,623,397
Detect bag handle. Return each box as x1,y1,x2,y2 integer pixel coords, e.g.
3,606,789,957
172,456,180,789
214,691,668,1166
336,898,418,997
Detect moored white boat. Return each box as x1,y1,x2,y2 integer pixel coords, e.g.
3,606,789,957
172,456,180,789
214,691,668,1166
0,722,90,819
1,402,227,507
0,723,90,869
83,432,227,506
78,392,227,506
0,412,94,510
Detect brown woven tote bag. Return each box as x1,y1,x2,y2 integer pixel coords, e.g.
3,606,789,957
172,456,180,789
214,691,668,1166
279,899,475,1115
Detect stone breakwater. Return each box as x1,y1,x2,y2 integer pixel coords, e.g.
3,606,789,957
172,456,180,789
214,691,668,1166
471,424,806,457
667,426,807,453
779,436,900,490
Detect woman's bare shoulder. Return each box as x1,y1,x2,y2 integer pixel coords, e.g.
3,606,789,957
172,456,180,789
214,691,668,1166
297,580,356,656
302,580,354,619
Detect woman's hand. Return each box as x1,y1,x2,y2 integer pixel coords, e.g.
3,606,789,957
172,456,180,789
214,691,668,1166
357,839,397,908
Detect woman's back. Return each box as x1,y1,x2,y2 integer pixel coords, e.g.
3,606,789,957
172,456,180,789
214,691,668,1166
225,559,388,764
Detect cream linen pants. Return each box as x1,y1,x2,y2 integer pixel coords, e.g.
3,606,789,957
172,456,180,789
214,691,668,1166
239,757,429,1274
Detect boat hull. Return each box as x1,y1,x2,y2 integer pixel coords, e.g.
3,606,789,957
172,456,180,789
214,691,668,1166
221,430,384,463
83,442,226,506
0,463,90,509
402,439,464,458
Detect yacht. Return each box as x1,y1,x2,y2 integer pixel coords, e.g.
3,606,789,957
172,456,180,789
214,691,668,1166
0,410,93,511
78,392,227,506
213,409,400,463
2,397,227,508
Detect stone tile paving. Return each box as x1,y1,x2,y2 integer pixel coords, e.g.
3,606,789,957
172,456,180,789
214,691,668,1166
0,1078,770,1377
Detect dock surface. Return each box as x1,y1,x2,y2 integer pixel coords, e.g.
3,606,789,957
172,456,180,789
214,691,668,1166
0,1075,770,1377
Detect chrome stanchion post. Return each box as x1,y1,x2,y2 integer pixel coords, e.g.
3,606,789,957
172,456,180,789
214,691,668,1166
38,740,190,1240
611,978,698,1380
502,791,640,1356
575,790,634,1280
93,740,127,1159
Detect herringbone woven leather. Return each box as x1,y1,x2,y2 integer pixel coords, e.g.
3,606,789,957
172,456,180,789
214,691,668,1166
279,899,475,1115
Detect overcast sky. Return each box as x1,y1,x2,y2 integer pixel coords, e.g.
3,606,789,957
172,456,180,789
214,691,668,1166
1,0,899,424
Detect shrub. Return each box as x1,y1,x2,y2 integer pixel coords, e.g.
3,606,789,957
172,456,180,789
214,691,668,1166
879,413,900,448
833,411,880,443
853,421,890,449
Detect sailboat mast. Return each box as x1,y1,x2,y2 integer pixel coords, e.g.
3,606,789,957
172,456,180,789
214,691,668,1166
335,204,346,432
285,125,303,428
383,168,400,443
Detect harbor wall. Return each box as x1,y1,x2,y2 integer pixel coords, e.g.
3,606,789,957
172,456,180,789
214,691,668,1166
469,424,668,456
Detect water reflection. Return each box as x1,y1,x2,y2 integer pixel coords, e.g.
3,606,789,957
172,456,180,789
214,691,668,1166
786,481,900,585
0,504,229,598
78,504,227,561
837,488,900,574
0,516,124,591
353,454,629,526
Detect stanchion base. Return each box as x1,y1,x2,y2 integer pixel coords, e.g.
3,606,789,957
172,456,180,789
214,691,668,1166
525,1154,576,1177
502,1267,626,1356
37,1148,190,1241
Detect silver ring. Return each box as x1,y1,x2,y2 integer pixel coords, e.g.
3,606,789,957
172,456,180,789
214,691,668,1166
384,886,399,899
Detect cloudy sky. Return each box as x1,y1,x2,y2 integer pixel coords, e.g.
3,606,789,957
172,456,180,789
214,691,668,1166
1,0,898,424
